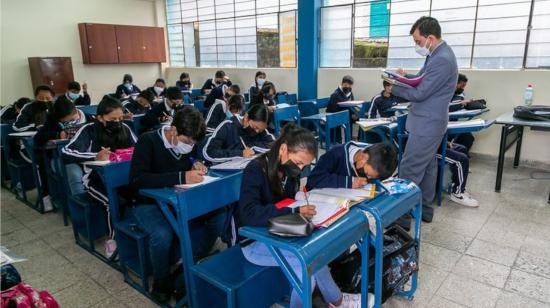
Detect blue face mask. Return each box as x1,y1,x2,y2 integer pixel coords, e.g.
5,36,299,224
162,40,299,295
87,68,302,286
60,118,80,129
225,111,235,119
68,92,80,101
124,83,133,90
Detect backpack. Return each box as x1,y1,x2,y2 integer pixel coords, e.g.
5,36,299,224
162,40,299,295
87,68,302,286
1,283,59,308
329,225,418,303
464,99,487,110
513,105,550,121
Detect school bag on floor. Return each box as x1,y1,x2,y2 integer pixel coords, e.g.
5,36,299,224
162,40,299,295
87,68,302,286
1,282,59,308
329,225,418,304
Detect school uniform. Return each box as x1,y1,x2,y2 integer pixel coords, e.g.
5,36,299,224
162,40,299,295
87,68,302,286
176,81,192,92
449,92,465,112
203,116,275,163
34,108,93,147
204,85,225,110
238,157,342,307
141,99,183,132
200,78,231,95
12,101,53,132
327,87,354,113
448,91,475,152
146,86,166,100
124,99,153,115
115,83,141,99
249,83,260,104
306,141,370,190
62,121,137,236
368,91,408,118
250,95,275,107
437,143,470,194
1,105,18,123
204,99,228,133
55,92,91,106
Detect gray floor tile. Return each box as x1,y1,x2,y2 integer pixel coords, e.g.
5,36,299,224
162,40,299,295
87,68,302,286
451,255,511,288
514,251,550,280
505,269,550,304
466,238,519,267
495,291,550,308
427,296,467,308
521,237,550,260
421,226,474,253
437,273,502,308
53,278,110,308
420,243,462,272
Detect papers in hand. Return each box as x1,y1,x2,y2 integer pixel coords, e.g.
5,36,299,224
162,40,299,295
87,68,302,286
356,118,392,131
174,175,218,189
210,157,256,170
447,118,485,129
382,70,424,88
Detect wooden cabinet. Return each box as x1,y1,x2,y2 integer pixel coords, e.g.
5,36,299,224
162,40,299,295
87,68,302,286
28,57,74,95
78,23,166,64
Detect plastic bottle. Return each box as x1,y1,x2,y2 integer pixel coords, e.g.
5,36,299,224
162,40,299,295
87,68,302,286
524,85,534,106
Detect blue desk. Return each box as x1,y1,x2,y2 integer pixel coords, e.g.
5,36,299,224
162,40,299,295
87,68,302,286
448,108,490,121
357,183,422,308
338,101,371,119
239,207,370,308
140,170,242,308
39,140,70,225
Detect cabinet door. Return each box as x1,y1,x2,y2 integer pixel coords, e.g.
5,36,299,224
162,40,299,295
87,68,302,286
84,24,119,64
142,27,166,63
28,57,74,95
116,25,143,63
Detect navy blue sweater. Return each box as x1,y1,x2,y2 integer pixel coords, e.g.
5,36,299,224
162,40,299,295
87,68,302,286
201,78,232,95
368,91,408,118
124,99,154,115
55,93,91,106
449,92,465,112
176,81,192,92
34,109,94,147
141,101,183,132
204,99,227,133
237,157,296,228
327,87,354,113
115,84,141,99
306,141,371,190
12,101,53,132
203,116,275,163
204,85,225,110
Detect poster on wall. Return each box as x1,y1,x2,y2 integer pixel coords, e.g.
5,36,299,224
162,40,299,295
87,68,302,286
279,11,296,68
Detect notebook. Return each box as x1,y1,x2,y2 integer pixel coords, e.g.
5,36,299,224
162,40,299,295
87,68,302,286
174,175,218,189
382,70,424,88
275,186,377,228
9,131,37,137
447,119,485,129
82,160,111,166
338,100,365,107
356,119,392,131
210,157,256,170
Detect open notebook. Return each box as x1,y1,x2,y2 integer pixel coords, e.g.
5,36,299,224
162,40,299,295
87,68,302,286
210,157,257,171
356,118,392,131
174,175,218,189
275,186,377,228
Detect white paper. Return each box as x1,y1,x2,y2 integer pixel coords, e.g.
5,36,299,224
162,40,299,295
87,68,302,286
9,131,37,137
356,119,392,130
82,160,111,166
447,119,485,129
276,103,291,109
174,175,218,189
449,109,482,116
210,157,255,170
338,100,365,107
287,200,343,226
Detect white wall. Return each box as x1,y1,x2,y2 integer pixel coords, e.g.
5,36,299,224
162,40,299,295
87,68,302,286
1,0,166,105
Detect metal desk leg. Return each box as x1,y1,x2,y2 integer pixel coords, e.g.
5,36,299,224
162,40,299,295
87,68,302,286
372,215,384,308
400,200,422,299
267,246,311,308
495,125,508,192
513,126,524,168
361,237,369,308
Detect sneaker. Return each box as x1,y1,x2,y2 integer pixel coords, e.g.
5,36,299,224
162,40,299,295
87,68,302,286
329,293,374,308
42,196,53,212
105,239,117,258
450,192,479,207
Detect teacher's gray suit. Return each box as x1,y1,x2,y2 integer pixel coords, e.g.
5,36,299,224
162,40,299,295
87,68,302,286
392,41,458,220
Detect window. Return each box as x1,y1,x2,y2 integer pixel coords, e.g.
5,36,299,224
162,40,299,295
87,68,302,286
321,0,546,69
166,0,297,68
320,5,353,67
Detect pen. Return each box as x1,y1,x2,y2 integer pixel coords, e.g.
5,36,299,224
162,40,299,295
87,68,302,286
239,137,248,149
303,186,310,207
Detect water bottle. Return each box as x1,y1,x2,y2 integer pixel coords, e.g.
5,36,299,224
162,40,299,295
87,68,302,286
523,85,534,106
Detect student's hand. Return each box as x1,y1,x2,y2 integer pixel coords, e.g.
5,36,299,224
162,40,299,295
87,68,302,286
160,115,172,123
82,83,88,93
224,75,230,81
242,147,255,158
299,205,317,219
124,112,134,120
268,105,276,112
193,161,208,174
59,131,67,140
96,147,111,161
396,68,406,76
352,177,368,189
185,170,204,184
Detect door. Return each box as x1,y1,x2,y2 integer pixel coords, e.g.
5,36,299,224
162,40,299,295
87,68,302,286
116,25,144,63
84,24,119,64
28,57,74,95
142,27,166,63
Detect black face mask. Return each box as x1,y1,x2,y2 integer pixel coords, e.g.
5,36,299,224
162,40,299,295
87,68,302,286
182,80,191,85
282,159,302,178
244,126,258,137
342,87,352,94
455,88,464,95
105,120,123,134
265,94,274,101
355,162,367,178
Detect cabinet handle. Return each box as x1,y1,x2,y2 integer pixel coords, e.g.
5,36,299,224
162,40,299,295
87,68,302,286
89,45,92,49
118,46,121,49
143,46,146,50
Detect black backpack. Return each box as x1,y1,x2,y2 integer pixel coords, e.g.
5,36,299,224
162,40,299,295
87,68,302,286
513,105,550,121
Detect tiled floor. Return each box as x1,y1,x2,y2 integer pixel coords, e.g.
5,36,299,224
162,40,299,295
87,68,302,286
1,156,550,308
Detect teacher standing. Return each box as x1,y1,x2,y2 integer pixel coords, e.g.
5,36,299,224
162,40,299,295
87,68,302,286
391,17,458,224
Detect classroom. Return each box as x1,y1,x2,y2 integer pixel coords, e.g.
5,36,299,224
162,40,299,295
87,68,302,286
1,0,550,307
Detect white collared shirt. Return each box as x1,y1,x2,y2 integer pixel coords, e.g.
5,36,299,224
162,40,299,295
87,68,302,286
348,145,361,174
160,125,175,150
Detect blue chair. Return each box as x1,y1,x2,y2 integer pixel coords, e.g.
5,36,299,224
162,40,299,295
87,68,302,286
298,100,320,133
77,105,97,116
273,105,301,136
18,137,48,212
115,219,151,295
324,110,351,150
0,124,14,190
244,92,250,102
316,97,330,109
183,95,191,105
2,129,37,206
193,99,205,113
191,88,202,99
42,140,71,225
286,93,298,105
276,94,287,104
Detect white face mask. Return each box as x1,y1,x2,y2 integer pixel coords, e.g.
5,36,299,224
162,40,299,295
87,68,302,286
415,39,431,57
256,78,266,87
171,135,194,154
154,86,164,95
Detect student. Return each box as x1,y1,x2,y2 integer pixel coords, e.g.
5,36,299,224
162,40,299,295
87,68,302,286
141,87,184,132
438,142,478,207
124,90,154,115
129,107,225,302
62,96,137,257
448,73,475,152
201,70,232,95
1,97,31,123
115,74,141,99
368,81,408,118
327,75,355,114
175,72,193,92
204,85,241,132
249,71,266,103
13,85,55,131
146,78,166,101
203,104,274,163
237,123,366,308
204,83,240,110
306,142,397,190
250,82,276,109
55,81,91,106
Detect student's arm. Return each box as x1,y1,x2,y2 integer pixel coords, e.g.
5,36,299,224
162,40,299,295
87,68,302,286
203,122,243,163
61,124,97,164
33,114,61,147
305,151,352,190
237,162,293,227
141,106,161,132
326,93,342,113
12,103,34,131
250,130,275,152
392,57,451,102
77,94,91,106
368,98,379,119
129,134,185,188
200,80,211,95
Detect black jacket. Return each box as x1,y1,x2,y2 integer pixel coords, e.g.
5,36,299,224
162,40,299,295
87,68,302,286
115,84,141,99
12,101,53,131
34,109,94,147
327,87,354,113
55,93,91,106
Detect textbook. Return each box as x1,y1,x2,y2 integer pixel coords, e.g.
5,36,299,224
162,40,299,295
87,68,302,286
381,70,424,88
275,186,377,228
356,118,392,131
175,175,219,189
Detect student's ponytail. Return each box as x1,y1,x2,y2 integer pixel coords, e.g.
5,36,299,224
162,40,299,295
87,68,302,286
259,123,317,198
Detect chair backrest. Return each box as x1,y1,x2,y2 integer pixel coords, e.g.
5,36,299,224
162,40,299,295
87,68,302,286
316,97,330,109
244,92,250,102
358,101,372,119
77,105,98,116
193,99,205,113
99,160,132,223
273,105,301,136
287,94,298,105
183,95,191,105
131,115,145,135
298,100,319,117
277,95,287,104
325,110,351,150
18,137,36,161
